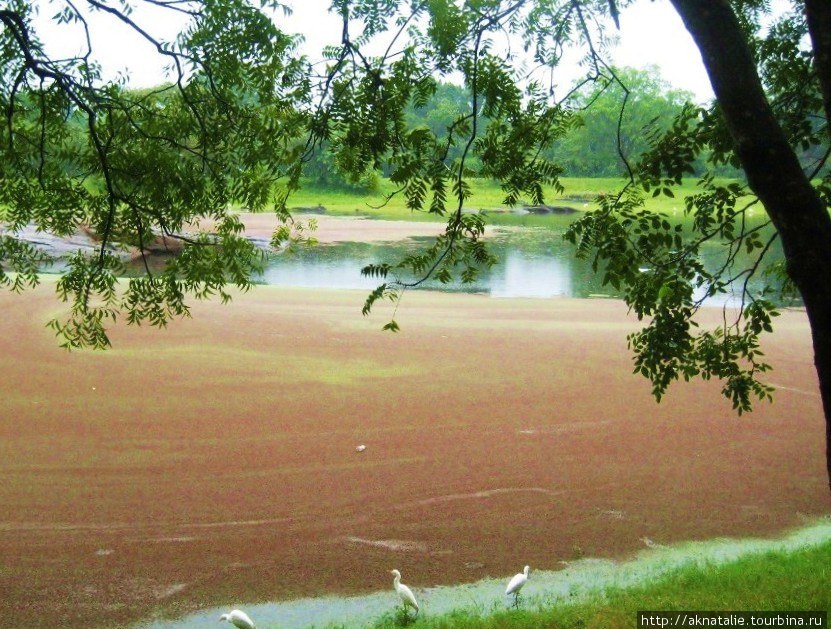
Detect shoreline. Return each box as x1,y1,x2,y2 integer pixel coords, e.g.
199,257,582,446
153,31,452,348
136,517,831,629
192,211,477,245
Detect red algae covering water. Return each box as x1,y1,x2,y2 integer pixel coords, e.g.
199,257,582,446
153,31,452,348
0,279,826,628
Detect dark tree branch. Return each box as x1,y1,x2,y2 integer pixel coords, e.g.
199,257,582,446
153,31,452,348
395,22,486,290
139,0,200,17
83,0,195,73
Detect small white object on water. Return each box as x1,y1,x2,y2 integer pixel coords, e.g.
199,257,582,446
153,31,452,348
390,569,419,615
505,564,530,607
355,444,367,452
220,609,255,629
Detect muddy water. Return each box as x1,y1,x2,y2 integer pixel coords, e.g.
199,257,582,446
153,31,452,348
137,519,831,629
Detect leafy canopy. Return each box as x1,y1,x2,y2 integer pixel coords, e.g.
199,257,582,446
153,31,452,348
0,0,313,348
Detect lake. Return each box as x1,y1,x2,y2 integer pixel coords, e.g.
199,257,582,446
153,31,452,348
30,211,791,306
256,213,791,307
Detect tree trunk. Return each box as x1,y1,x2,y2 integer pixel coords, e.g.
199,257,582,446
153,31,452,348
669,0,831,502
806,0,831,130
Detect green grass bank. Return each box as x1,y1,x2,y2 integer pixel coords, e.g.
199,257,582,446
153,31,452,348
283,177,728,221
366,533,830,629
152,521,830,629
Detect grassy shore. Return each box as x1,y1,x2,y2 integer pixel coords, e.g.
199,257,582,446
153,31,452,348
0,176,746,225
366,537,831,629
282,176,723,221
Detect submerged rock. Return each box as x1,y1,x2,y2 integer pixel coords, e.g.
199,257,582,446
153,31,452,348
524,205,579,214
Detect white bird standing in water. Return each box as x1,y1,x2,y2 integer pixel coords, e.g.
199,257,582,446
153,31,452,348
505,565,530,607
390,568,419,615
220,609,256,629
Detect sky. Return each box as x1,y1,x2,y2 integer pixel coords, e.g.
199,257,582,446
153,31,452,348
35,0,715,102
608,1,712,100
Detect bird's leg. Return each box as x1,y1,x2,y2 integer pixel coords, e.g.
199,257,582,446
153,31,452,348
513,591,520,609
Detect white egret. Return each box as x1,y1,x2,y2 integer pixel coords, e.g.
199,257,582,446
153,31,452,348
390,568,419,615
505,565,530,607
219,609,256,629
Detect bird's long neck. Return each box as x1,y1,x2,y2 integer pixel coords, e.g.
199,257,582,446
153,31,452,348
393,574,401,588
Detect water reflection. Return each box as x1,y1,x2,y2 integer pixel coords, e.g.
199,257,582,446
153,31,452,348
32,212,784,305
258,245,584,297
259,255,380,291
255,227,608,298
489,250,573,298
255,220,791,306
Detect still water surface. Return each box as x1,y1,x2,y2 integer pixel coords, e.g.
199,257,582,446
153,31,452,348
33,213,786,304
256,215,788,306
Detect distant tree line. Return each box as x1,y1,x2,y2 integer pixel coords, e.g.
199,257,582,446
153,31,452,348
302,66,761,191
39,65,825,194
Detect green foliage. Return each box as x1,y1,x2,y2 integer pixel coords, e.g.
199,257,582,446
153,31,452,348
48,250,122,349
550,67,702,178
552,0,829,415
302,143,382,192
565,171,780,413
0,235,48,292
271,215,319,252
0,0,309,348
354,538,831,629
315,1,589,327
